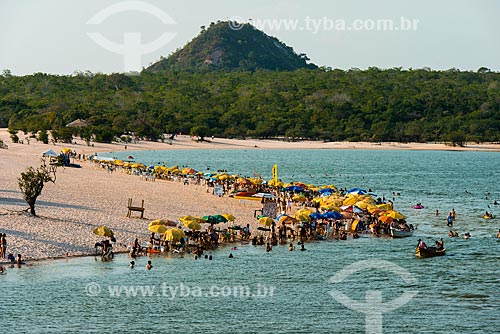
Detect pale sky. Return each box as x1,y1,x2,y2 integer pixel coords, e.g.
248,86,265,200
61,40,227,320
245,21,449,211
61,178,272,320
0,0,499,75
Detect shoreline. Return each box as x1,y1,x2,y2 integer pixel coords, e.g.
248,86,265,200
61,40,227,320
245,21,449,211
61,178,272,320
2,129,500,154
1,128,500,263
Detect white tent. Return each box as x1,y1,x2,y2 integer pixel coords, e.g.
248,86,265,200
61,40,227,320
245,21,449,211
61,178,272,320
41,149,58,157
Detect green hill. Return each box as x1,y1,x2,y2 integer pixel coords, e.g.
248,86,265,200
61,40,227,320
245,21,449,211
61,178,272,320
147,21,317,72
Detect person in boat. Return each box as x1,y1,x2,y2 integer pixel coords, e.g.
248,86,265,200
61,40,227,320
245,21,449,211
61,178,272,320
484,211,492,218
417,239,427,249
436,238,444,250
149,233,159,246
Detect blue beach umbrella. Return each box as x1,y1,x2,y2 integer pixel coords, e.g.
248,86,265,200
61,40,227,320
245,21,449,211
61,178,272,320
284,186,304,192
309,212,324,220
322,211,343,219
347,188,367,195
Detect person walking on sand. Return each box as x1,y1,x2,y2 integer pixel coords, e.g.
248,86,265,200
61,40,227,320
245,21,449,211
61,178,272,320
0,233,7,258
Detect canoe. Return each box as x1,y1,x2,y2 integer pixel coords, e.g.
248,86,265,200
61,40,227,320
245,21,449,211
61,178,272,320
390,228,414,238
145,248,162,254
234,192,275,201
415,246,446,258
233,195,262,201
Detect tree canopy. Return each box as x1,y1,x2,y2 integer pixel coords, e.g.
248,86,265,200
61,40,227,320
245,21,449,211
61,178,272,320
1,67,500,144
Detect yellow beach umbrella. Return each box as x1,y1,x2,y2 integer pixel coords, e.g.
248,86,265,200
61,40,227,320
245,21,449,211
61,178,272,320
277,215,297,225
93,225,114,237
258,216,274,227
164,228,185,242
183,220,201,231
150,219,177,227
149,224,167,234
222,214,236,222
377,203,393,210
61,147,72,154
179,215,204,224
368,208,386,215
355,201,370,209
295,213,311,222
295,208,313,221
292,194,307,202
296,208,313,216
384,210,405,220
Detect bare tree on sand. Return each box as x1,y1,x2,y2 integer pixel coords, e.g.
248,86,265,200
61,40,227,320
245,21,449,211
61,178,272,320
18,161,57,216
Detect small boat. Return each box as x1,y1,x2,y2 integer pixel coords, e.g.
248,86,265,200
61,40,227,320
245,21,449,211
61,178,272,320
233,192,275,201
390,228,414,238
482,214,495,219
413,205,425,209
415,246,446,258
145,247,162,254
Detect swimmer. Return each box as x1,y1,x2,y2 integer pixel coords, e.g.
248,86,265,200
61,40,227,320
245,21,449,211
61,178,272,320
129,261,135,268
146,260,153,270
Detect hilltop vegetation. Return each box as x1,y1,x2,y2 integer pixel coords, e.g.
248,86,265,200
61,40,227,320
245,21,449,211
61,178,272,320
2,67,500,144
147,21,317,72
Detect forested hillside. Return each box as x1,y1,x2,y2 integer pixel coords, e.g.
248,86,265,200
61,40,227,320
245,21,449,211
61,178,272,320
1,67,499,144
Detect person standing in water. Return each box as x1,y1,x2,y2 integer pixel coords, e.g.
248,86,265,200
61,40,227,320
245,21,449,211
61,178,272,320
447,213,453,227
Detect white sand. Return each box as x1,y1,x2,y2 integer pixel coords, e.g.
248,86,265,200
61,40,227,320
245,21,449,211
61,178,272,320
0,128,499,261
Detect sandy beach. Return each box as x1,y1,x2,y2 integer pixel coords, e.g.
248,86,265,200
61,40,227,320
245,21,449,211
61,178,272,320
1,128,499,262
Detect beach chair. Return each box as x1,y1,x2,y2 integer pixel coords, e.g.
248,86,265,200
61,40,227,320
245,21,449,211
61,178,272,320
127,198,145,218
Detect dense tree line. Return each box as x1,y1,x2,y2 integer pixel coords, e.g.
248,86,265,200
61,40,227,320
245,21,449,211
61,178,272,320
1,67,500,145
